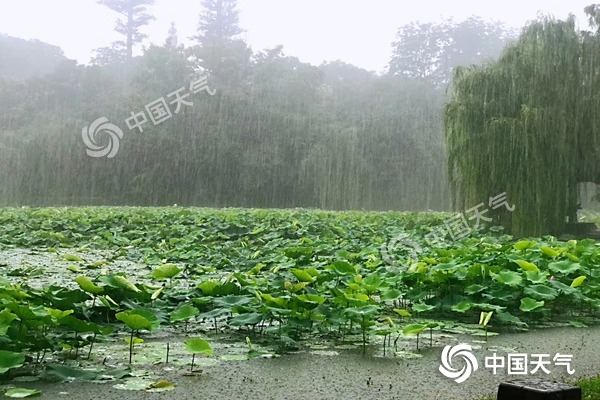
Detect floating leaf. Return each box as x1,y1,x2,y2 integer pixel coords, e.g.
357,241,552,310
90,260,108,268
44,365,130,382
4,388,41,398
125,337,144,345
146,380,175,392
113,378,155,391
64,254,83,262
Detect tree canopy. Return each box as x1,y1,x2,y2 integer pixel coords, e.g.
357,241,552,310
0,35,70,80
389,17,515,87
444,12,600,236
0,3,515,213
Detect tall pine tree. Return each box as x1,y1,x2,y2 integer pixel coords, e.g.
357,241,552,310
192,0,249,82
94,0,155,64
194,0,243,45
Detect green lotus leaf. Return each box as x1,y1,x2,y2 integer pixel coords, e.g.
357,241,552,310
451,301,473,313
412,303,436,312
380,289,403,301
170,305,199,323
0,351,25,374
4,388,41,398
402,323,427,335
151,264,181,280
491,270,522,286
570,276,586,288
116,312,152,331
523,284,558,300
514,260,539,273
183,338,213,356
228,313,263,327
519,297,545,312
291,268,315,283
548,261,581,275
74,276,103,295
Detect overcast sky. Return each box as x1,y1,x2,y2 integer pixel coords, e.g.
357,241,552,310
0,0,593,72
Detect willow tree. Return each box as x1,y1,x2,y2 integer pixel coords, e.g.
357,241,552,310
444,14,600,237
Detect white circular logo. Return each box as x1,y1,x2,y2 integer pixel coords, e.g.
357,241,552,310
82,117,123,158
439,344,478,383
380,234,421,272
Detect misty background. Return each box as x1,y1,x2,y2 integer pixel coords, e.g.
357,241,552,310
0,1,592,210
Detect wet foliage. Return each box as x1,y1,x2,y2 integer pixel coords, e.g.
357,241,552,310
445,11,600,236
0,206,599,379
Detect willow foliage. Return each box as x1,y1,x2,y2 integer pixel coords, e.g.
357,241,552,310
445,15,600,236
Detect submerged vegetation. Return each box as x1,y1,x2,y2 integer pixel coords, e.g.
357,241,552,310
1,206,599,384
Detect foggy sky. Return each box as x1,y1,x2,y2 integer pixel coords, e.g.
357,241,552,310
0,0,592,72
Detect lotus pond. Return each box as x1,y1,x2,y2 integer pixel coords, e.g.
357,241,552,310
0,207,599,396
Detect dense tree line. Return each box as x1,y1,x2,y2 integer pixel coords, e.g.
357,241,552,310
0,1,513,211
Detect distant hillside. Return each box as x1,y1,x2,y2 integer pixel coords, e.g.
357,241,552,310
0,34,72,80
